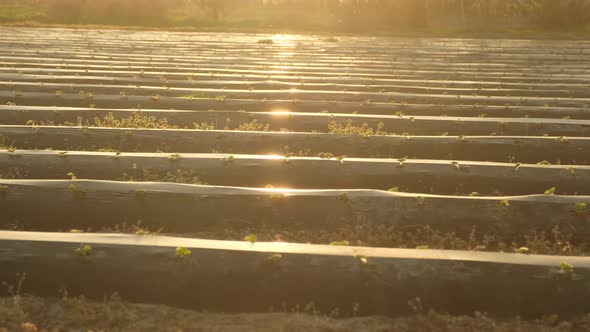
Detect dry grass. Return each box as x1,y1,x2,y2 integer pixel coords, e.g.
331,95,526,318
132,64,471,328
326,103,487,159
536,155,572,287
1,294,589,332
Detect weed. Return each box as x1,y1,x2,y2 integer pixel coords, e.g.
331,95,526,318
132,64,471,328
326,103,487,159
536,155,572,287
499,199,510,207
416,245,429,250
544,187,556,195
537,160,552,165
59,151,68,158
388,187,400,192
67,172,77,180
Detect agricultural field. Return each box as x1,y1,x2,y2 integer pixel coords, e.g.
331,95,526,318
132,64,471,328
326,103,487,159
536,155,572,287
0,27,590,330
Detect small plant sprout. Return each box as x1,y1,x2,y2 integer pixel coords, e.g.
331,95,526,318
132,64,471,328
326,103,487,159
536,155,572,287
330,240,350,246
135,189,146,200
395,158,406,168
451,161,469,172
499,199,510,207
516,247,530,254
244,234,257,244
168,153,182,162
574,202,588,214
559,262,574,274
265,253,283,264
416,245,429,250
537,160,552,165
68,184,86,199
59,151,68,159
568,167,576,176
74,245,93,256
55,90,63,98
513,163,521,172
544,187,557,195
356,254,368,265
67,172,77,180
175,247,191,258
416,196,425,205
469,192,479,197
388,187,399,192
338,193,352,204
222,155,235,163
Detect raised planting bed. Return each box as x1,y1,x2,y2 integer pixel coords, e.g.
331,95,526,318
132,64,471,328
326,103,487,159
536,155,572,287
0,180,587,235
1,125,589,163
0,231,589,317
2,90,589,112
1,150,590,195
2,106,590,137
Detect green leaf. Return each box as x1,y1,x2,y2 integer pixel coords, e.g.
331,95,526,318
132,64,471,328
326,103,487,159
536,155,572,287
244,234,257,243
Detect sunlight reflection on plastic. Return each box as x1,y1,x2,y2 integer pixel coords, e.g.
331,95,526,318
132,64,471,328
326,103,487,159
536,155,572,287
270,109,291,116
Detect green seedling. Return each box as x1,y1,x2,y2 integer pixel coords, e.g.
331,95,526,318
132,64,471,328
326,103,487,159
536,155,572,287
513,163,521,172
537,160,552,165
175,247,191,258
544,187,557,195
469,192,479,197
222,155,235,163
244,234,257,244
516,247,530,254
416,245,429,250
388,187,399,192
416,196,425,205
330,240,350,246
355,254,368,265
168,153,182,162
6,147,16,153
68,184,86,199
317,152,334,159
55,90,63,98
74,245,93,256
338,193,352,204
67,172,77,180
135,189,146,200
499,199,510,207
559,262,574,273
451,161,469,172
265,253,283,264
395,158,405,168
574,202,587,214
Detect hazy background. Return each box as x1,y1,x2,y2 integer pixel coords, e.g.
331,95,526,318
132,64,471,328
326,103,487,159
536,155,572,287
0,0,589,35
